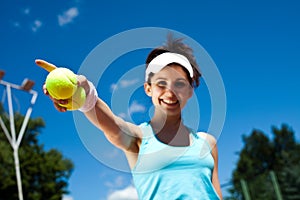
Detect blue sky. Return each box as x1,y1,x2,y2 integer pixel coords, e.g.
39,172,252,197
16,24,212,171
1,0,300,199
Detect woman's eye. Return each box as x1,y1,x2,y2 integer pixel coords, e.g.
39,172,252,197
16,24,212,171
156,81,167,87
174,81,187,88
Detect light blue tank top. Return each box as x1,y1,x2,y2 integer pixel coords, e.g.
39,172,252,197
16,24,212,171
131,122,220,200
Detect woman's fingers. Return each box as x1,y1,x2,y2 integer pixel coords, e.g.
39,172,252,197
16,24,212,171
35,59,57,72
42,84,49,95
53,102,67,112
43,83,68,112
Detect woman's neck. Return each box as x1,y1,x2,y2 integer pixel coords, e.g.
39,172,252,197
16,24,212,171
150,110,183,134
150,112,191,146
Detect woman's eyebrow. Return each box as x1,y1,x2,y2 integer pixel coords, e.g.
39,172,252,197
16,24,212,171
153,77,167,81
176,78,188,82
153,77,188,82
176,78,189,81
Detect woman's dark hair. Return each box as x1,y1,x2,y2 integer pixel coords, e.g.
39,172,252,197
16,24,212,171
145,33,201,88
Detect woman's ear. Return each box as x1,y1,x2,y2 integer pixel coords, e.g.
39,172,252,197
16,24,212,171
144,83,152,97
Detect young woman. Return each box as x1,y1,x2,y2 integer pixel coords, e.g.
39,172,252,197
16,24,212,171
38,36,222,199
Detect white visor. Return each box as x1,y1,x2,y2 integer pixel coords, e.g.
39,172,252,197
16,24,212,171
145,52,194,82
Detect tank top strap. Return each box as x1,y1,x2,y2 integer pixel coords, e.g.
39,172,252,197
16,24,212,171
138,122,153,138
186,126,200,140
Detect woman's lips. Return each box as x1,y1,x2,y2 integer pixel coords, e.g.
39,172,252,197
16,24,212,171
160,99,179,105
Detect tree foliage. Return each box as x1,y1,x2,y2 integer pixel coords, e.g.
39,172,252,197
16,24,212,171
0,104,74,200
227,124,300,200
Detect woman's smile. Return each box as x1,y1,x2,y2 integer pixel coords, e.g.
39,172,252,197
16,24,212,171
160,99,178,105
159,98,180,109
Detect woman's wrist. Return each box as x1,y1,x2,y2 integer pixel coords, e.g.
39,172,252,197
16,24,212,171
79,81,98,112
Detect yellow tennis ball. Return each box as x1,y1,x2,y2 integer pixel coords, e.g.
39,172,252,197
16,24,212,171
46,68,78,99
59,87,86,110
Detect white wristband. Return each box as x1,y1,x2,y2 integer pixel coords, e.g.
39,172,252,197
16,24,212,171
79,81,98,112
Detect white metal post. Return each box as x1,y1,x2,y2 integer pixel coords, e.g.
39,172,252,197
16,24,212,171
0,79,38,200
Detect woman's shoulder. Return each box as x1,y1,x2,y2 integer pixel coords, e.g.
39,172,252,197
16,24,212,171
196,131,217,149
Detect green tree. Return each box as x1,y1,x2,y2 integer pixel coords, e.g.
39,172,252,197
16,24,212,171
227,124,300,200
0,104,74,200
272,125,300,199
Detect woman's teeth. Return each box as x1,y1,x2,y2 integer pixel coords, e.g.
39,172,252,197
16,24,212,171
162,99,177,104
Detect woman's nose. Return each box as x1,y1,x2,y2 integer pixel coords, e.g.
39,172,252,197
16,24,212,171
164,85,177,97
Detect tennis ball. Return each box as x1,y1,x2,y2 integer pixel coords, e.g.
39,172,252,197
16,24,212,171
46,68,78,99
59,86,86,110
45,67,86,111
46,67,77,99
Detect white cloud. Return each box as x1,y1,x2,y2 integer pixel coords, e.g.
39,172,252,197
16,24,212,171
118,113,127,119
62,195,73,200
120,79,139,88
110,78,139,92
23,8,30,15
107,185,138,200
110,83,118,92
12,21,21,28
31,20,42,32
129,101,146,114
105,176,126,188
103,148,121,159
58,7,79,26
117,101,146,120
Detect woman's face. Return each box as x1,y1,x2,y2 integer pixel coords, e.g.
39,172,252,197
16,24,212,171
144,64,193,116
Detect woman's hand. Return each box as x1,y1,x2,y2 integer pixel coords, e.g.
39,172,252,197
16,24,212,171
42,74,92,112
42,83,68,112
